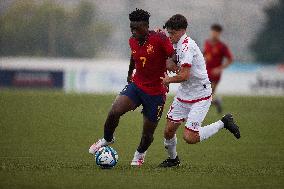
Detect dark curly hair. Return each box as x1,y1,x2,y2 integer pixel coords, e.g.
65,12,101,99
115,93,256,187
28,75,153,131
211,24,223,32
163,14,188,30
129,8,151,23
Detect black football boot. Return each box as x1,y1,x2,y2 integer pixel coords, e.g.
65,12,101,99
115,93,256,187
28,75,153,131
158,156,180,168
221,113,241,139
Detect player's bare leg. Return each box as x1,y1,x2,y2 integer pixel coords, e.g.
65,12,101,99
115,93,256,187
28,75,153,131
159,120,181,167
104,95,137,141
89,95,137,154
211,81,223,114
183,129,200,144
183,114,240,145
131,116,158,166
211,81,217,94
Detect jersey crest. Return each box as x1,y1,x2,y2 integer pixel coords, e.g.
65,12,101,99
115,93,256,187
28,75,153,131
146,44,154,54
182,37,188,44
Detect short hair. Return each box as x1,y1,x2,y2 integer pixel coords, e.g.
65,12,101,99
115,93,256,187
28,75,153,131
129,8,150,23
211,24,223,32
163,14,188,30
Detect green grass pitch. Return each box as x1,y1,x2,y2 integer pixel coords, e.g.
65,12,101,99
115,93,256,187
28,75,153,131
0,91,283,189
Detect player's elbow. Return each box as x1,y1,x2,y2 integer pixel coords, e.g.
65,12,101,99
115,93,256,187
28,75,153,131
180,72,190,81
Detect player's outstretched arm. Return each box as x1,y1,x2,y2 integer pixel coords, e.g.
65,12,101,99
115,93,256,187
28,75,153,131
160,66,190,85
127,55,135,83
212,56,233,76
221,57,233,69
222,44,233,69
212,45,233,75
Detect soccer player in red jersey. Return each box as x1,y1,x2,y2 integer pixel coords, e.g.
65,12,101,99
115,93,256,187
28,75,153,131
204,24,233,113
89,9,177,166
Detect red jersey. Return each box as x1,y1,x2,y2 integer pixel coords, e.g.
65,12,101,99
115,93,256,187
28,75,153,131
129,31,174,95
203,39,233,81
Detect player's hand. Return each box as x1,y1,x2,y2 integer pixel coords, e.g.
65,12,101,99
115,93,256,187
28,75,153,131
212,67,222,76
160,72,171,85
166,59,179,73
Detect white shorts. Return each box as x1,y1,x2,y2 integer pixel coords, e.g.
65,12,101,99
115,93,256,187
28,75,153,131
166,97,212,131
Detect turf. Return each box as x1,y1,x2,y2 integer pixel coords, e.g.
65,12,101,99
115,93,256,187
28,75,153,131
0,91,283,189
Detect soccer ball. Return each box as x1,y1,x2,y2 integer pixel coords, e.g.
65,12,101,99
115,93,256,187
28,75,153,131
95,146,118,169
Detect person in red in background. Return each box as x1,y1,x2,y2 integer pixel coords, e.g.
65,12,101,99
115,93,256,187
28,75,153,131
204,24,233,113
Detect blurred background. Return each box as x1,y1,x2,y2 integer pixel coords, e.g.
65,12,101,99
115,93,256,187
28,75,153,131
0,0,283,95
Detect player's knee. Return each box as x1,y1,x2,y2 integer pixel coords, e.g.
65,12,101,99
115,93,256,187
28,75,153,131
164,126,175,140
164,120,179,139
109,106,124,117
183,131,200,144
183,135,198,144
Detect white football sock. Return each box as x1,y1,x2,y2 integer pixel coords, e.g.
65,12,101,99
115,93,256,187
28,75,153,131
164,134,177,159
199,120,224,141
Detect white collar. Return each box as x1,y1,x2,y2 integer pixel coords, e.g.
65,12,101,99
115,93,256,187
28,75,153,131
176,33,188,47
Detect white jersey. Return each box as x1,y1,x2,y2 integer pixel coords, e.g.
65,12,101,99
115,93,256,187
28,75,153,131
174,33,212,102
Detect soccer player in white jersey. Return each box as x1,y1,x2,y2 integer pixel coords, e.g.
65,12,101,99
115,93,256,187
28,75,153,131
159,14,241,167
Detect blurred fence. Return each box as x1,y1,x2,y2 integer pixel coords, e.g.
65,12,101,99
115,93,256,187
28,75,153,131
0,58,284,96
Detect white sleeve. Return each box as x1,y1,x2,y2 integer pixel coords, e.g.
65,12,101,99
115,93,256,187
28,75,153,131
180,44,194,67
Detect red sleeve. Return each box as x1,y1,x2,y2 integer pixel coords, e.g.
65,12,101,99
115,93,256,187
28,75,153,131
158,33,174,57
223,44,233,60
163,37,174,57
